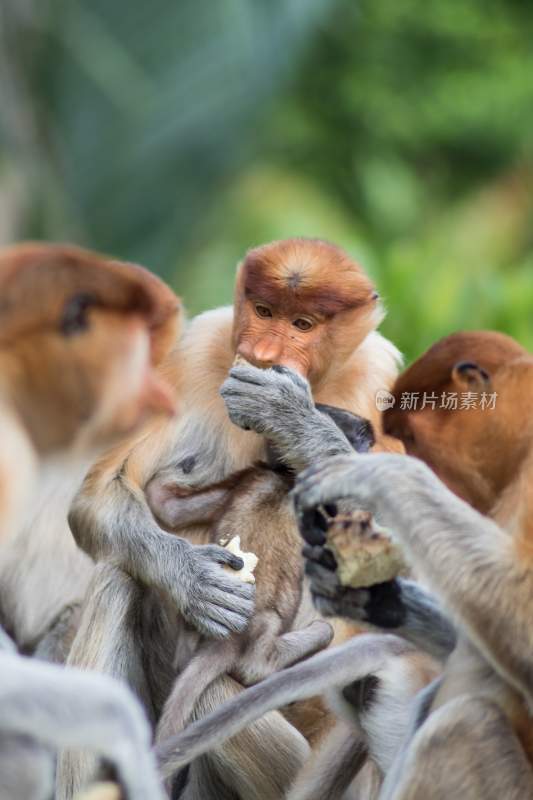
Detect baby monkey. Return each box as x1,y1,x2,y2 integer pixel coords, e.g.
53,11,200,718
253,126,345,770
150,399,375,763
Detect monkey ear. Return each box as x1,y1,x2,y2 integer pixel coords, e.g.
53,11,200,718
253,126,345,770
451,361,491,390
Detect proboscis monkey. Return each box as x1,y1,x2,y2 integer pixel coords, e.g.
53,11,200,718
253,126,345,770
0,241,182,800
304,331,527,648
293,331,533,799
0,242,178,659
157,331,531,799
60,238,402,798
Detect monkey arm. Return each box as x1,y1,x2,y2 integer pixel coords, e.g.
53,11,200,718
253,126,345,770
0,651,164,800
293,453,533,705
69,472,254,640
221,364,355,471
144,471,245,531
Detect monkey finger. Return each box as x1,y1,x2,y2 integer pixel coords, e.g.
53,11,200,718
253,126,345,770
297,506,329,546
202,603,252,635
311,593,345,618
302,544,337,571
220,382,259,399
192,616,234,639
226,365,268,386
270,364,306,384
205,570,256,600
200,583,255,614
293,465,362,514
198,543,245,572
358,580,407,628
305,560,341,598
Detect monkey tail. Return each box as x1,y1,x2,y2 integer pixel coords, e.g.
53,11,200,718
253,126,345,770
185,674,311,800
156,633,410,779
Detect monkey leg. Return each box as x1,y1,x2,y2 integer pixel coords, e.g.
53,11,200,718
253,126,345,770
380,695,533,800
237,617,334,685
57,562,162,799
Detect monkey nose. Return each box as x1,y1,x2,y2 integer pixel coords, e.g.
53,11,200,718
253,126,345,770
250,339,284,368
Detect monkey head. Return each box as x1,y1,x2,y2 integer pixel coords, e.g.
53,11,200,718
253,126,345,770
384,330,531,514
0,243,181,456
232,238,381,385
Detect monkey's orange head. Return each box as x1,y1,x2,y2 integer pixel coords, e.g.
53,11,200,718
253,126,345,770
384,330,531,513
0,242,181,455
232,238,382,383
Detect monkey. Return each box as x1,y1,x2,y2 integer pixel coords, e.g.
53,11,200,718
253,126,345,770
0,242,179,660
150,401,378,799
0,241,185,800
287,335,533,798
303,330,528,649
59,238,402,797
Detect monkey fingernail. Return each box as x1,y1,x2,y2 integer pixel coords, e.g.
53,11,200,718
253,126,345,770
222,536,258,584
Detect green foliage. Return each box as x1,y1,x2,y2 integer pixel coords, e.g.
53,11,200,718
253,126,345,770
180,0,533,361
1,0,532,363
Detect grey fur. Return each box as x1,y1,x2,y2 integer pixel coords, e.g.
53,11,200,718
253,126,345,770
0,735,54,800
292,452,533,701
155,633,410,777
69,484,254,641
64,362,371,797
380,695,533,800
286,722,369,800
293,452,533,797
220,364,355,471
57,562,178,796
0,647,164,800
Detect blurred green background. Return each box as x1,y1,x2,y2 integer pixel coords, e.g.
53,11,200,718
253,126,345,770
0,0,531,362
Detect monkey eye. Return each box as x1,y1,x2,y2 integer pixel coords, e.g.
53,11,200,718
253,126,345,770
60,293,96,336
255,303,273,319
293,317,314,332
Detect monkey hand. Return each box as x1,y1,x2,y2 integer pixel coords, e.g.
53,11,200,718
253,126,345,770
292,452,432,531
301,504,407,628
173,542,256,639
304,547,407,629
221,363,314,433
221,364,353,469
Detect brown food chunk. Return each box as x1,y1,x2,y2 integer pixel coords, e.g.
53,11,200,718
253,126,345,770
325,510,406,588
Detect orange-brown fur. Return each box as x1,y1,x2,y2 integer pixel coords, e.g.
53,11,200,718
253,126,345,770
0,242,179,540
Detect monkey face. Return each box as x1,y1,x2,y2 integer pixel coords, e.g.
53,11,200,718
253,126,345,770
5,305,176,456
233,297,325,376
384,331,531,513
0,243,180,457
232,238,381,382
